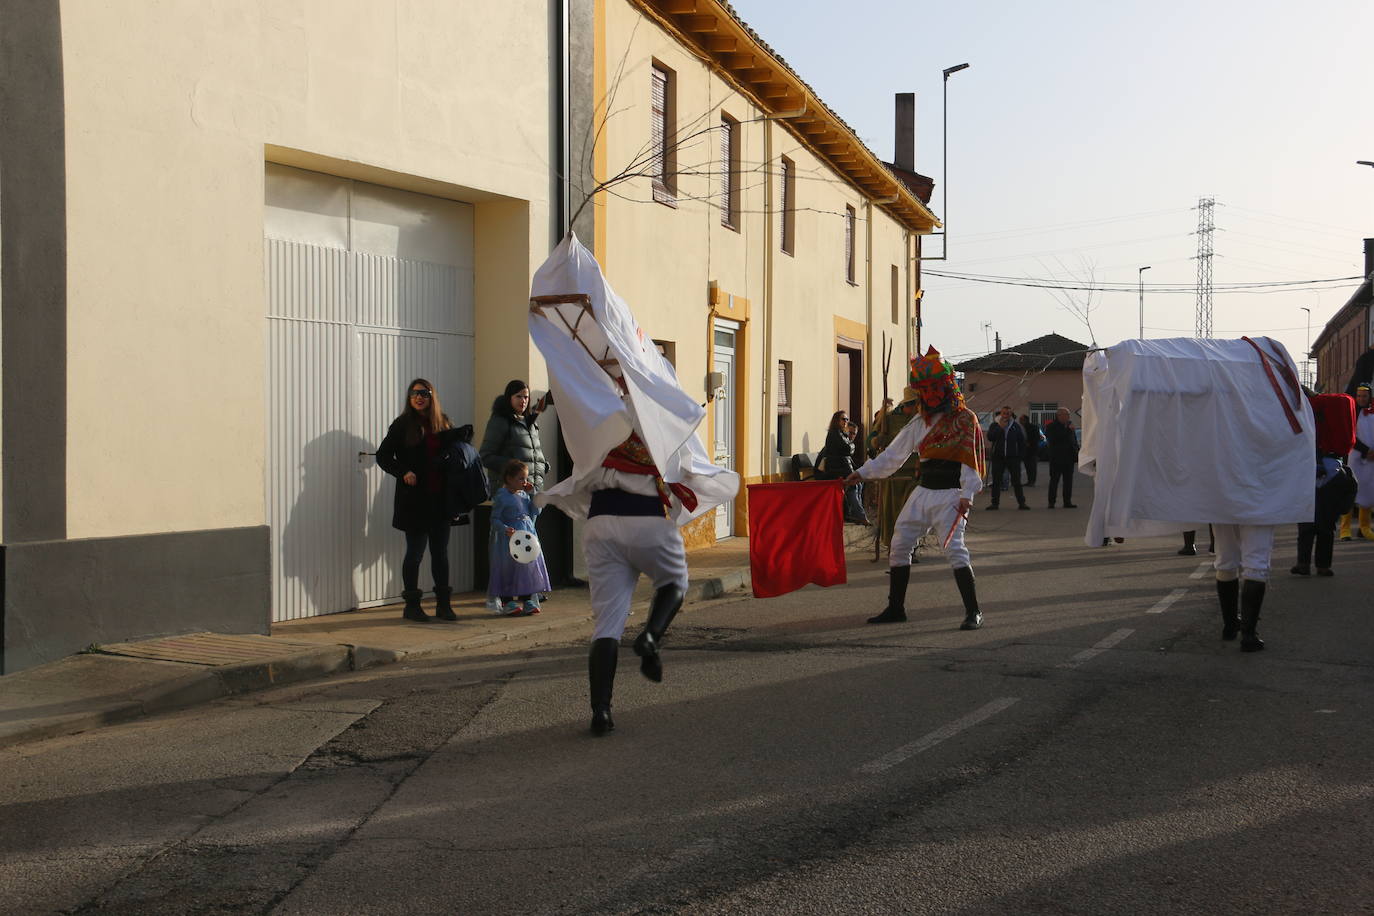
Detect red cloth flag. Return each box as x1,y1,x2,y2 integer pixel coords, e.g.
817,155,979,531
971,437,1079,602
746,480,847,598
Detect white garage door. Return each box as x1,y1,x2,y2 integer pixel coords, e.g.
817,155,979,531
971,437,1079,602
265,164,476,621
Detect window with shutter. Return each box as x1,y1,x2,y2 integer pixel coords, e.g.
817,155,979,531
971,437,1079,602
651,65,675,205
844,206,856,284
720,115,739,229
776,360,793,455
779,157,795,255
776,361,791,414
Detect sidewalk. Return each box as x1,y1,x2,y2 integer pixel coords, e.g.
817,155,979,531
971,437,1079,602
2,530,874,750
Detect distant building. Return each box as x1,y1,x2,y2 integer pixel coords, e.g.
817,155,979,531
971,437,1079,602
1311,240,1374,395
954,333,1090,426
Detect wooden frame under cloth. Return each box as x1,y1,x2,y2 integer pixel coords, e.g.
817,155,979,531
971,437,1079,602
529,294,624,382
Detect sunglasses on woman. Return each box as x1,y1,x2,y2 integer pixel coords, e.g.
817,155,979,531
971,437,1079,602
409,389,432,399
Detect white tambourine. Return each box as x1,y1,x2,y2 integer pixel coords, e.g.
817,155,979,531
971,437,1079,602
509,530,542,564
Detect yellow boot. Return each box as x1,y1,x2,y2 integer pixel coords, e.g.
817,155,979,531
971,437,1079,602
1340,513,1352,541
1361,507,1374,540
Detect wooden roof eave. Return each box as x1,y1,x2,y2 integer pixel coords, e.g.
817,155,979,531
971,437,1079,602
629,0,941,234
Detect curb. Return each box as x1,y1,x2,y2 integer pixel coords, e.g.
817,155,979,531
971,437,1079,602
0,569,752,750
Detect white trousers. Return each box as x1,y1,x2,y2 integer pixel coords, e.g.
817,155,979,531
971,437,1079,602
1212,523,1274,582
584,515,689,641
889,486,970,569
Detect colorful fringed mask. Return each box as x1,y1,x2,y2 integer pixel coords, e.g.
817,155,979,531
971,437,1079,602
908,346,962,413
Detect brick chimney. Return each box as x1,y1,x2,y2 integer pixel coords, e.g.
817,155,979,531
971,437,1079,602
894,93,915,172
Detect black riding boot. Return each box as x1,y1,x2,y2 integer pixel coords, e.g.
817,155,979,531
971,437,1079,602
633,584,685,683
953,565,982,630
868,565,910,623
1240,579,1266,652
1216,578,1239,641
1178,530,1198,556
433,587,457,621
401,589,431,623
589,638,619,736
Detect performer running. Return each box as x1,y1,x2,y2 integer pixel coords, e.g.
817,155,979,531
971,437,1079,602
528,235,738,737
846,346,987,630
1348,382,1374,540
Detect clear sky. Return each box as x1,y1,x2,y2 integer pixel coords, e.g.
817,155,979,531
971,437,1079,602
729,0,1374,372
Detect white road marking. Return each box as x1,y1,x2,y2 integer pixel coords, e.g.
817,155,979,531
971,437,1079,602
1148,588,1189,614
858,697,1020,775
1189,561,1212,580
1058,627,1136,669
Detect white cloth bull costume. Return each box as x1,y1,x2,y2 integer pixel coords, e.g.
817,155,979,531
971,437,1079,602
529,234,739,735
1080,336,1315,651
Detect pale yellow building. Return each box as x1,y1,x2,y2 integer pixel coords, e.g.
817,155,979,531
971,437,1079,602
593,0,939,547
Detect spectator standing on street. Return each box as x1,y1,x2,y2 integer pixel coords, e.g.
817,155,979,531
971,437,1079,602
376,378,462,623
986,406,1028,510
1044,407,1078,509
819,410,869,524
1020,414,1042,487
480,379,551,610
488,459,551,615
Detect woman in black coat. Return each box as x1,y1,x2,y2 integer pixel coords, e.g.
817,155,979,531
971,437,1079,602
819,410,869,525
377,378,462,623
479,379,549,491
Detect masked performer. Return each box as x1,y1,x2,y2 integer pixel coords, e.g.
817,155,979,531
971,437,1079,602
1344,382,1374,540
847,347,987,629
528,235,739,737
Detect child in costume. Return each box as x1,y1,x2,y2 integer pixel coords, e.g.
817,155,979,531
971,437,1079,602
487,459,550,616
847,346,987,630
1342,382,1374,540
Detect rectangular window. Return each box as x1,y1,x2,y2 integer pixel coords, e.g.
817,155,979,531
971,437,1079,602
651,64,676,205
720,114,739,229
776,360,793,456
653,339,676,368
890,265,899,325
779,156,795,255
844,206,856,284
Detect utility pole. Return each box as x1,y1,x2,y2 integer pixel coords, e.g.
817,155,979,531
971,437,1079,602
1195,197,1215,338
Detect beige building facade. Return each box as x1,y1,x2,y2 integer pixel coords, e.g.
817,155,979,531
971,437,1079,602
1,1,585,671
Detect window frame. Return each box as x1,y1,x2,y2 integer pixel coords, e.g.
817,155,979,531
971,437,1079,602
650,62,677,206
720,113,740,230
844,205,857,285
779,156,795,255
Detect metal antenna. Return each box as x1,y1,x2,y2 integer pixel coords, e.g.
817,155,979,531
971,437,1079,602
1194,197,1215,338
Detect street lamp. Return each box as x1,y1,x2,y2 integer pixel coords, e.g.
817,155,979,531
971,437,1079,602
1300,306,1312,388
1137,266,1151,339
936,62,970,260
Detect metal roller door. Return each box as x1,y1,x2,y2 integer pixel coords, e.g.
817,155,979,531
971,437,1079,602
265,164,476,621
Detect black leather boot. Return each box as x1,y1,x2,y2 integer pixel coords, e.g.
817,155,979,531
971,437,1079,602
633,584,684,683
433,587,457,621
1240,579,1265,652
401,589,431,623
953,565,982,630
589,638,618,736
868,565,910,623
1216,578,1240,641
1178,530,1197,556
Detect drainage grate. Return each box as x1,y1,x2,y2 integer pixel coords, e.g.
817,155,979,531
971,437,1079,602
98,632,324,667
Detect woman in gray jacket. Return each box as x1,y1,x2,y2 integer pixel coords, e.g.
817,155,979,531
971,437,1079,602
479,379,548,490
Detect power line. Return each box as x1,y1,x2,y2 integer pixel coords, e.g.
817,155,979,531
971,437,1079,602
923,269,1362,292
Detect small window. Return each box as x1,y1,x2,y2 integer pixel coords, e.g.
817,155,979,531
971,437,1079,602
653,339,676,368
720,114,739,229
844,206,856,284
890,265,899,325
780,157,795,255
776,360,793,456
651,64,676,205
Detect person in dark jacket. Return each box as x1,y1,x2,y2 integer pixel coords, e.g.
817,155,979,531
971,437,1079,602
479,379,549,491
819,410,869,524
1044,407,1079,509
985,406,1028,510
377,378,463,623
1019,414,1043,486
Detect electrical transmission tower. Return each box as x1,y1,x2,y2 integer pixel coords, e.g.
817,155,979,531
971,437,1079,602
1195,197,1215,338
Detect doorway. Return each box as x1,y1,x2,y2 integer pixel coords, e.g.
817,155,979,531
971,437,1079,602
712,320,739,539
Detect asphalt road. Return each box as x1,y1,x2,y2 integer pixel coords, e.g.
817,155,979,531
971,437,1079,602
4,496,1373,915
